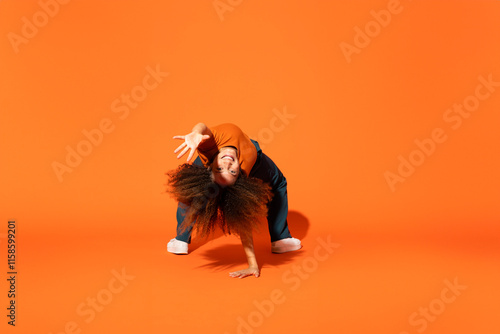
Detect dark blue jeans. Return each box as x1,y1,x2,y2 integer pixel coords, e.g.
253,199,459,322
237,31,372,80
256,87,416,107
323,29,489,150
175,140,292,243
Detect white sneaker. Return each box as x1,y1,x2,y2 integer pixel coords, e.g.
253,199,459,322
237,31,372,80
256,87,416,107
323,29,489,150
167,238,188,255
271,237,302,253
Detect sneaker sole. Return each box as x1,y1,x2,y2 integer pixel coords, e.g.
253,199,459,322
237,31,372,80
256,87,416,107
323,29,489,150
271,244,302,254
167,249,188,255
167,246,188,255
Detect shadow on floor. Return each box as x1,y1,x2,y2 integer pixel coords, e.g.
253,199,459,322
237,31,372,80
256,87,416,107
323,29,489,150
193,210,310,272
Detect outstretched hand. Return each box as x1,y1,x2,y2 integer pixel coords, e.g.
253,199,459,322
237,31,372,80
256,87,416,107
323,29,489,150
173,132,210,162
229,266,260,279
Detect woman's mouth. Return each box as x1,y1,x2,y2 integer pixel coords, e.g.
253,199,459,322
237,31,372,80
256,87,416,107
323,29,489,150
221,155,234,161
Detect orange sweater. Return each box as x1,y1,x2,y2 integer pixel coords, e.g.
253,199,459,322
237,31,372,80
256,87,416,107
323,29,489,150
197,123,257,175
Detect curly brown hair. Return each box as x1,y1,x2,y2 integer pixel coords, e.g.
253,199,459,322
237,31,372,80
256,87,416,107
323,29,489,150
166,163,273,239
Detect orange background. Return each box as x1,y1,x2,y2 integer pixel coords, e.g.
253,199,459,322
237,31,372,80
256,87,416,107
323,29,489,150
1,0,499,333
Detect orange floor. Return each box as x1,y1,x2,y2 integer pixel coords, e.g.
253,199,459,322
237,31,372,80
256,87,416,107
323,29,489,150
1,1,500,333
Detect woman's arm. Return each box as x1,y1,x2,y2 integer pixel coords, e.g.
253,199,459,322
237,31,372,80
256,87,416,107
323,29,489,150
173,123,213,162
229,232,260,278
191,123,212,137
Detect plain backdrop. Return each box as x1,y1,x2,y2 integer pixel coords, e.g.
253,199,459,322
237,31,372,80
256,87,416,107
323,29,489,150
1,1,499,333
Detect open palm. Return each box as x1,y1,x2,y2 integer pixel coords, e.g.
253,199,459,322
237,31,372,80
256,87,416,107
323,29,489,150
173,132,210,162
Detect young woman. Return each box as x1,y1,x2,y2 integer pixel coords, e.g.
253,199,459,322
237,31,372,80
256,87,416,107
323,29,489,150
166,123,301,278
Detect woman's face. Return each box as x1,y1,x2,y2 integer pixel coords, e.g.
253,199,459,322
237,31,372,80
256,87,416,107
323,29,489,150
211,146,240,186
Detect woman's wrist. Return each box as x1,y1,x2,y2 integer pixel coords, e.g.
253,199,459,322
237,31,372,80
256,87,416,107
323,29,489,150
247,257,258,268
192,122,207,135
